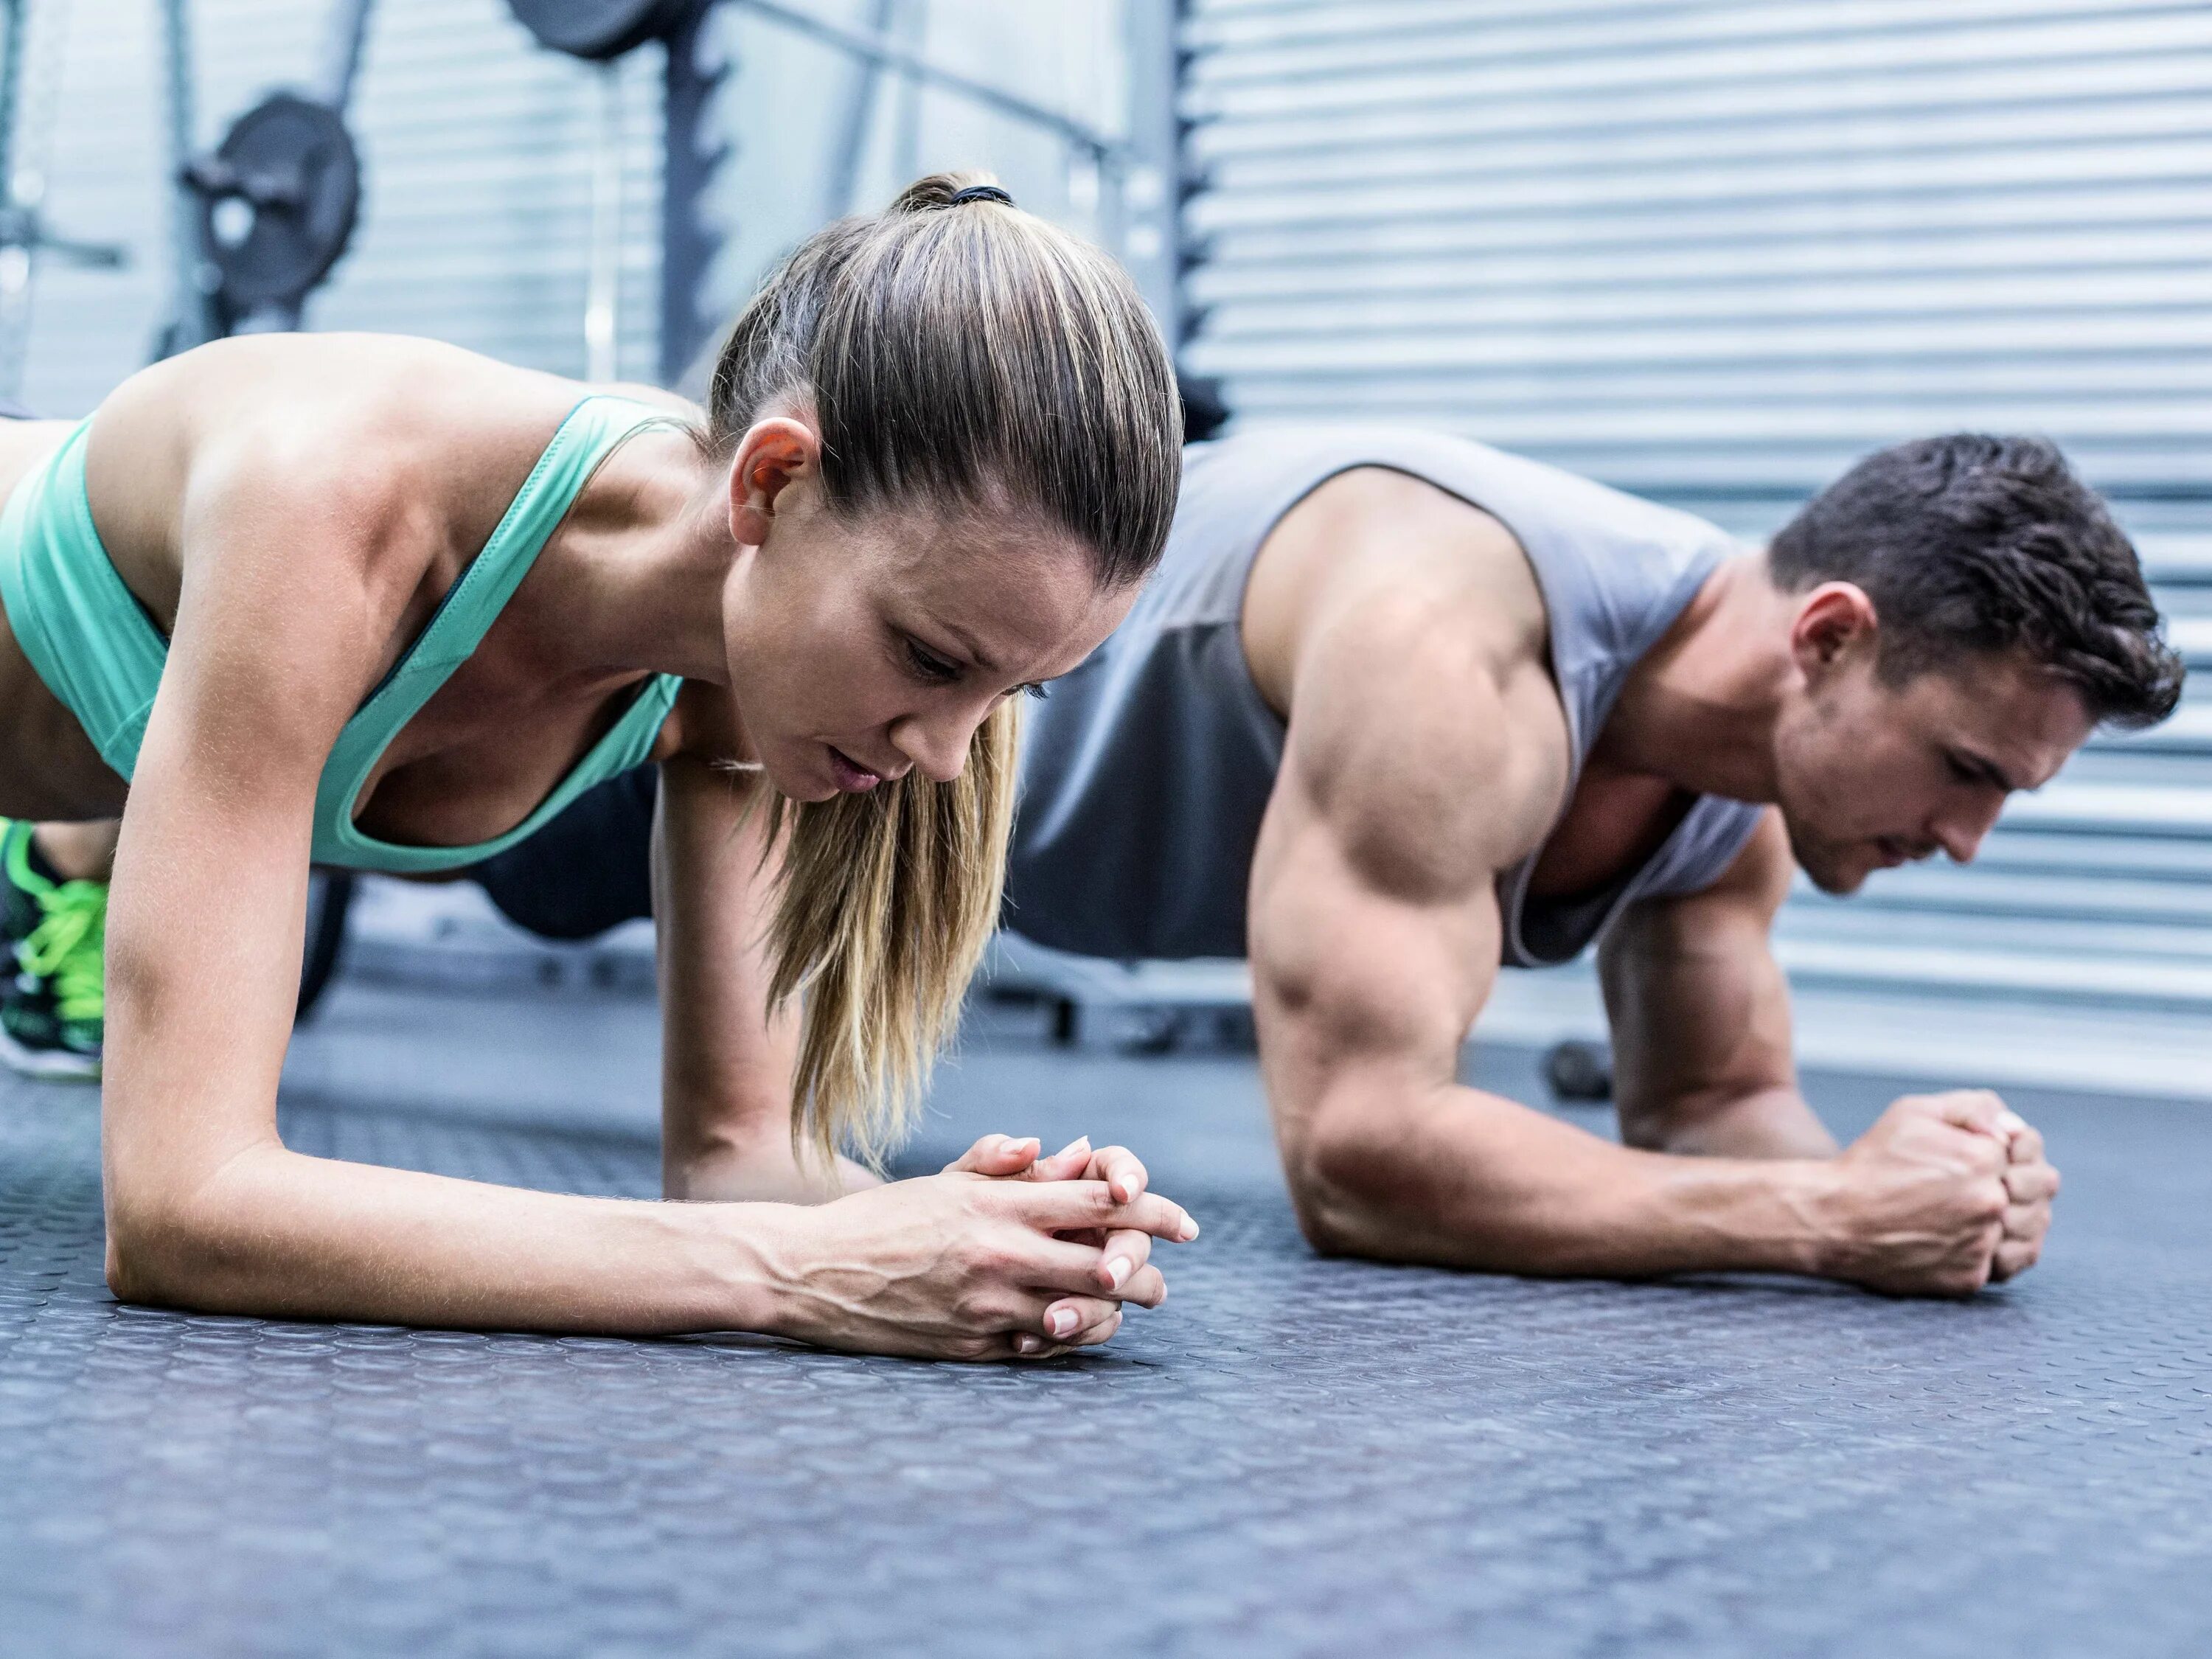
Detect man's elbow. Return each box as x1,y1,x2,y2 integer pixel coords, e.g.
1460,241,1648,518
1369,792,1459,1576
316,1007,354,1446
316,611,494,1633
1284,1102,1402,1259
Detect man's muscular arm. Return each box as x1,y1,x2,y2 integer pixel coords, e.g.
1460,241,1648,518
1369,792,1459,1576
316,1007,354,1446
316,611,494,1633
1600,810,1838,1159
1250,599,2028,1294
1598,807,2057,1279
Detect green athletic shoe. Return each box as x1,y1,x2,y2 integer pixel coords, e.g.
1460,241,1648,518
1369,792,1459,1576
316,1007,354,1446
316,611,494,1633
0,819,105,1081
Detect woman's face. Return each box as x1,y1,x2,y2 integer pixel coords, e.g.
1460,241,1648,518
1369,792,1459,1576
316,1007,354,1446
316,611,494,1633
719,427,1135,802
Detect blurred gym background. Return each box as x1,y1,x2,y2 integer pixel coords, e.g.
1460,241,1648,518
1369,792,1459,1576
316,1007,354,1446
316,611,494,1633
7,0,2211,1100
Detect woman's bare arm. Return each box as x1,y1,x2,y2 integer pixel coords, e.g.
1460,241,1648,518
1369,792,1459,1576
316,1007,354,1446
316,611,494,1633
653,733,872,1203
97,435,1196,1354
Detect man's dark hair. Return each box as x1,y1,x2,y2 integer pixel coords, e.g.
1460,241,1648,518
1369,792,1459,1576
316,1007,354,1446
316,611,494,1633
1767,434,2183,728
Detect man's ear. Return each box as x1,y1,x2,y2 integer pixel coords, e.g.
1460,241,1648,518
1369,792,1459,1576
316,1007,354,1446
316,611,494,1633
726,417,823,549
1789,581,1879,682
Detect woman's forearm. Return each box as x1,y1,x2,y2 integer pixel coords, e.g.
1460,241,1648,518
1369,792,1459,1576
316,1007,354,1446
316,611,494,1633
106,1134,1201,1360
107,1141,793,1335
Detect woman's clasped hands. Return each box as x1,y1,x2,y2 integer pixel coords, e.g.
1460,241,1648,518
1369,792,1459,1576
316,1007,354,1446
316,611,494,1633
762,1133,1199,1363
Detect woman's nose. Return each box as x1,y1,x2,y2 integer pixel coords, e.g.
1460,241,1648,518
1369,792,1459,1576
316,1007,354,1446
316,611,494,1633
889,708,973,785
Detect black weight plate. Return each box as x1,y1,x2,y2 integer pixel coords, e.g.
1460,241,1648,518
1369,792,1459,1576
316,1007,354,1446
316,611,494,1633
507,0,692,60
198,92,361,311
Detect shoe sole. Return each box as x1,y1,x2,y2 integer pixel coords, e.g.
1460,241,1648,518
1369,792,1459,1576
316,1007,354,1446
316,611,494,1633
0,1023,100,1082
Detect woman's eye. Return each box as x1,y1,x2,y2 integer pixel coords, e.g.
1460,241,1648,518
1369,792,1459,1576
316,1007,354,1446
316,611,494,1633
905,639,960,683
1024,682,1051,702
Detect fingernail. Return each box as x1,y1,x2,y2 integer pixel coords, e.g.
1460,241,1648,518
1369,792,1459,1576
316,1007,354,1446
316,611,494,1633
1013,1333,1041,1355
1048,1307,1078,1338
1997,1110,2027,1134
1179,1217,1200,1242
1055,1135,1091,1160
1103,1256,1131,1290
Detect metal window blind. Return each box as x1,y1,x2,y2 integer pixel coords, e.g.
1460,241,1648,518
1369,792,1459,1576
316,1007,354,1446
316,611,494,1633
1182,0,2212,1018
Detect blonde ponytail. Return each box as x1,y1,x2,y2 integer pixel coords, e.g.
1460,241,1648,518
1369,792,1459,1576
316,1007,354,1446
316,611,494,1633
758,700,1021,1169
704,171,1178,1163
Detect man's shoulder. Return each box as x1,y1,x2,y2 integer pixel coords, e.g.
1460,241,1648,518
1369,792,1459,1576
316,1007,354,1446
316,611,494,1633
1275,553,1573,896
1262,457,1552,678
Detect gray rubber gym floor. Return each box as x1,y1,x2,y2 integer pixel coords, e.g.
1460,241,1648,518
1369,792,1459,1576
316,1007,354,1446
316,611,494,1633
4,978,2209,1658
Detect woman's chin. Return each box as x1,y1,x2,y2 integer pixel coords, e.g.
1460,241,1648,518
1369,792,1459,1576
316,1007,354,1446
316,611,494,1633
781,763,846,804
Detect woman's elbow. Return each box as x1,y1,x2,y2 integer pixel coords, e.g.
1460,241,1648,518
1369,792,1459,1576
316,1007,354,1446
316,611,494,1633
102,1159,260,1308
104,1199,181,1304
103,1186,204,1305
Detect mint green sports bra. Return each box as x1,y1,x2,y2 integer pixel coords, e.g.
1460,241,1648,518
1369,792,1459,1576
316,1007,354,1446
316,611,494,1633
0,394,685,874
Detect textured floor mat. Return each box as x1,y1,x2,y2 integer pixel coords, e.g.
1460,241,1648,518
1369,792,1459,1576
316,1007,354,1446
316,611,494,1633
2,990,2209,1658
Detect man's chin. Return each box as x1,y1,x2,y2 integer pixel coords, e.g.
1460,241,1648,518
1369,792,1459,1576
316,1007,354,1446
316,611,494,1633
1783,824,1872,896
1799,854,1871,897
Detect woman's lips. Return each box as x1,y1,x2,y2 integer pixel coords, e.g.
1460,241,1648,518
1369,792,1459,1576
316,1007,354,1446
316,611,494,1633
825,745,883,793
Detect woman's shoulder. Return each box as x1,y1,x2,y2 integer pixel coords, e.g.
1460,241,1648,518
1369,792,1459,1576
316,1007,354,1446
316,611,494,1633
74,336,617,632
109,335,581,474
94,336,616,551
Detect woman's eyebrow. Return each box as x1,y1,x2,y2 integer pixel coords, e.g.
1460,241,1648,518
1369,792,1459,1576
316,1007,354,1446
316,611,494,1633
931,616,1000,675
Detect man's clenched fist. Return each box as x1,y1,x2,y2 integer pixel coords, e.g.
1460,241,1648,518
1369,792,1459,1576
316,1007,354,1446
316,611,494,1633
1816,1090,2059,1297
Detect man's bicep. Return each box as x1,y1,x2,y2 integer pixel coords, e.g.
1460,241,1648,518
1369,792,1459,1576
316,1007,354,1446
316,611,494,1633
1246,595,1553,1157
1248,735,1508,1125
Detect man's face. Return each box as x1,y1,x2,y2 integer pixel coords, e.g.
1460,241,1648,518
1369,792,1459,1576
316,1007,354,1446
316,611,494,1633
1772,611,2097,895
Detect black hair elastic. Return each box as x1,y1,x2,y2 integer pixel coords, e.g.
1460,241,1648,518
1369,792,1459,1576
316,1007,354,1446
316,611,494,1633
949,184,1014,207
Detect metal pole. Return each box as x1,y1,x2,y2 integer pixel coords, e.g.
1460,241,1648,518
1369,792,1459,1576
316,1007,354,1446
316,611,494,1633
821,0,892,222
584,60,622,382
154,0,218,355
1120,0,1183,349
727,0,1123,165
0,0,24,224
659,1,724,387
888,0,924,186
316,0,373,111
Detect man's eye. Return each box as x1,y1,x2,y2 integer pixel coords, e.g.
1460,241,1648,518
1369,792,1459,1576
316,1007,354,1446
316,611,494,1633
1944,754,1978,785
905,639,959,683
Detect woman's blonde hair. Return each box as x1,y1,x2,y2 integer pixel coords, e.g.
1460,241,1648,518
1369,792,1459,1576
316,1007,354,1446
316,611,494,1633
701,173,1182,1169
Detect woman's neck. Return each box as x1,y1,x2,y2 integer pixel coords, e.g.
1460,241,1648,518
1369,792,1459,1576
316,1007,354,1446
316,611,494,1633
537,431,734,686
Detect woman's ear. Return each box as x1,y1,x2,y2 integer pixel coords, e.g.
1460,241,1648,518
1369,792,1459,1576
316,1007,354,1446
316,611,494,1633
727,417,823,549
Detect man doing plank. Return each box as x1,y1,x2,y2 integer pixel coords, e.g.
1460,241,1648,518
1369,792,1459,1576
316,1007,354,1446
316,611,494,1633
1006,428,2180,1295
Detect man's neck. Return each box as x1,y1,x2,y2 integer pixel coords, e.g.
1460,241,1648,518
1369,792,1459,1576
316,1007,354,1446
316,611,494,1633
1590,552,1794,804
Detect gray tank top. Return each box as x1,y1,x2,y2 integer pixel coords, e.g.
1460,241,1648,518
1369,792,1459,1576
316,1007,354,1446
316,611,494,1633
1006,427,1767,967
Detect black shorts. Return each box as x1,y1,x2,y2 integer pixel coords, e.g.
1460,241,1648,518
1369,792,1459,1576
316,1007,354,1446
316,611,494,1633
470,765,658,941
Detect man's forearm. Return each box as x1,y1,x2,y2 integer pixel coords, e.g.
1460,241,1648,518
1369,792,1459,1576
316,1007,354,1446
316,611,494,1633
1290,1080,1846,1280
